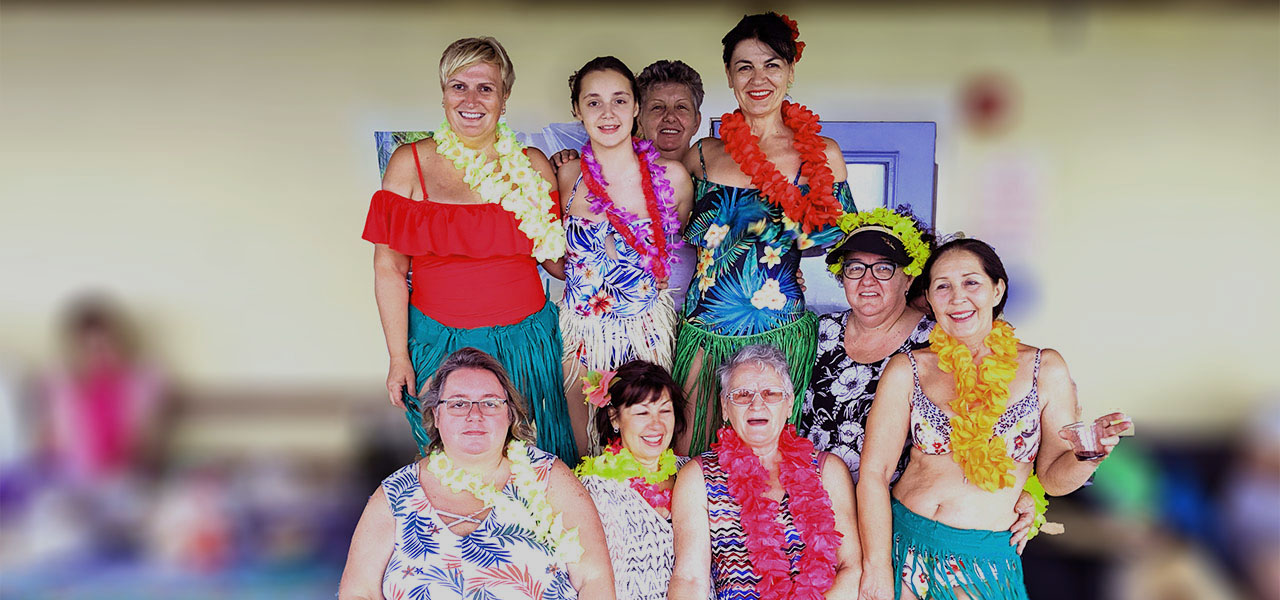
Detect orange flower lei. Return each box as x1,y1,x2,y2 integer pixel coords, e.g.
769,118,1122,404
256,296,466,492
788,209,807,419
929,319,1020,492
720,101,842,234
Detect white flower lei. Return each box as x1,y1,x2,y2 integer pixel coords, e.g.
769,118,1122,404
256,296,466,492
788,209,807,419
425,440,583,564
432,122,567,261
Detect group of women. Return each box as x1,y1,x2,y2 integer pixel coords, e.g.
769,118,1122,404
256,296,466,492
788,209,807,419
341,11,1132,600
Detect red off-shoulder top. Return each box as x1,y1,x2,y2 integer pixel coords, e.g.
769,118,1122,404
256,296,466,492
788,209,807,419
361,144,560,328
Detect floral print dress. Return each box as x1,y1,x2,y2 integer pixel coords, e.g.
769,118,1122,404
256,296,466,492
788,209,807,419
682,179,856,335
797,311,935,483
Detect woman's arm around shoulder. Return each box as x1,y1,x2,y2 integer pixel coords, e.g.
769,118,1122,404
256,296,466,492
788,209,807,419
544,460,616,599
819,136,849,182
526,147,569,278
669,457,713,600
818,452,862,598
554,156,583,217
658,156,695,224
338,487,395,600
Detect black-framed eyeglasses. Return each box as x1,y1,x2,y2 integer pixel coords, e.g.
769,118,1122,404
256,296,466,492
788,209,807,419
842,261,897,281
439,398,508,417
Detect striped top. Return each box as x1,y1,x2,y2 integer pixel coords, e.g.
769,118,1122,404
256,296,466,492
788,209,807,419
702,450,810,600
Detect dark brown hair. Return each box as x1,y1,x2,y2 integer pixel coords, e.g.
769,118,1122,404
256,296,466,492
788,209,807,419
721,12,797,66
922,238,1010,320
593,361,687,447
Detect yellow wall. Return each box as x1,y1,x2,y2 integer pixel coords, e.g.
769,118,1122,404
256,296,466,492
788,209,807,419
2,3,1276,429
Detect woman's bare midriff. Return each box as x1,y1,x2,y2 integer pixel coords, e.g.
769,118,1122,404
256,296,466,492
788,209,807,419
890,449,1032,531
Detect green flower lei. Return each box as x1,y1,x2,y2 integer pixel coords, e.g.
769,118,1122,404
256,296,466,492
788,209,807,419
574,446,678,485
826,207,930,277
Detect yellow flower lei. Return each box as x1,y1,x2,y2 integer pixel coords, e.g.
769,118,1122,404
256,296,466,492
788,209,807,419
432,122,566,261
826,207,930,277
574,447,678,484
425,440,583,563
929,319,1020,492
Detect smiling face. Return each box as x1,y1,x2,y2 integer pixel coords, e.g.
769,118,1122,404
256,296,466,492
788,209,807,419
638,82,700,160
841,250,913,319
575,69,637,148
926,249,1007,342
725,38,794,118
720,363,792,449
433,367,512,457
611,390,676,466
442,61,507,142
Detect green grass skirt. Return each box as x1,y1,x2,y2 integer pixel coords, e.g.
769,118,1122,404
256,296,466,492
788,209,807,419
891,499,1029,600
671,312,819,456
403,301,577,466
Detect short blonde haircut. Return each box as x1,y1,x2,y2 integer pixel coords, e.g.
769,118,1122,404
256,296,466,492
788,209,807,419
438,37,515,96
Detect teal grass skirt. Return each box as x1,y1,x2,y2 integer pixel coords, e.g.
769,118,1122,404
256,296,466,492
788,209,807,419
671,311,818,456
891,499,1028,600
403,301,577,465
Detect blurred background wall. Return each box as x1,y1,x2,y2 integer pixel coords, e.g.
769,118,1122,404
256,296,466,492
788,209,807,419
1,1,1277,598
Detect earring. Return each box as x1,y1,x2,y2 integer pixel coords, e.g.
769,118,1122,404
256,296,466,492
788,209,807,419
612,425,620,433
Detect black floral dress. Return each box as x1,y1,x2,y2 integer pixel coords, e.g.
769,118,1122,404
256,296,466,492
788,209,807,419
798,310,935,483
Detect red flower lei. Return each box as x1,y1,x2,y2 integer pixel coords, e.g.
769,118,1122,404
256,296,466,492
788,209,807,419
719,101,842,234
580,138,680,281
713,425,841,600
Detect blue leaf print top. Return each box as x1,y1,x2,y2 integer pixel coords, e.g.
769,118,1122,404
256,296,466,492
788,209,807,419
379,446,578,600
682,179,857,336
563,216,664,320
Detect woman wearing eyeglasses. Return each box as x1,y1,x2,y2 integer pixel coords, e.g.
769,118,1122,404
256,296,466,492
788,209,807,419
669,344,861,599
339,347,615,600
796,209,1039,555
796,208,935,485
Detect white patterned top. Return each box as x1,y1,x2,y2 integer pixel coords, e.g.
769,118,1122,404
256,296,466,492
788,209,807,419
380,446,578,600
580,456,692,600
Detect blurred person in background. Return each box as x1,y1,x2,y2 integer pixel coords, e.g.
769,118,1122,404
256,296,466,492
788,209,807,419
674,12,857,455
42,294,166,485
669,344,861,599
857,238,1132,600
574,360,690,600
1223,404,1280,600
362,36,578,463
555,56,692,455
338,347,614,600
36,293,168,555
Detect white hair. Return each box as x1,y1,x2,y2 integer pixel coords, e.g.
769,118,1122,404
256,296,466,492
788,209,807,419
716,344,793,394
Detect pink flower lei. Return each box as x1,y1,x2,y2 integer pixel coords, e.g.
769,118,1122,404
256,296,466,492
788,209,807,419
579,137,683,280
713,425,841,600
605,441,674,514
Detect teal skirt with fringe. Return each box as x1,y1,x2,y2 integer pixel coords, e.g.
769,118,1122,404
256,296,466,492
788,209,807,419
891,499,1028,600
671,311,818,456
403,301,577,466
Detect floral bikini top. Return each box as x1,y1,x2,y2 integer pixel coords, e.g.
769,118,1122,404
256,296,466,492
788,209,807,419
905,349,1043,463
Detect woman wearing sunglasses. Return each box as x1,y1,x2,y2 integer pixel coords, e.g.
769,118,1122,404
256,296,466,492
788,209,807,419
669,344,861,599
